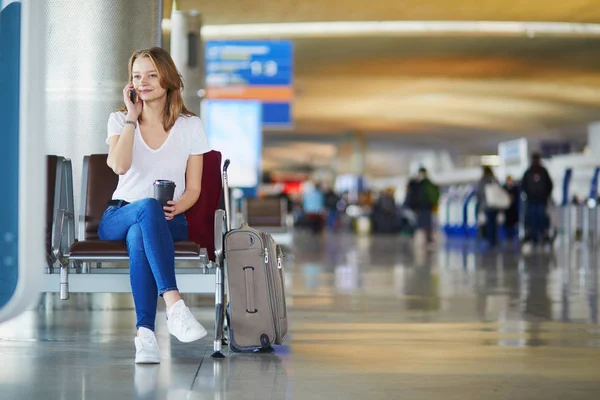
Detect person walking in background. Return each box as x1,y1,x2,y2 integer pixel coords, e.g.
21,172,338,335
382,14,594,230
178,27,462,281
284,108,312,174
476,166,502,248
415,167,439,243
323,185,340,230
405,177,420,212
503,175,520,242
372,188,398,234
300,181,326,233
521,153,553,247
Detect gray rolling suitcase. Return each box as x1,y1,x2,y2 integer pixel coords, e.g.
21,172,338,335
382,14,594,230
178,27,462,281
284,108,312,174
222,164,288,353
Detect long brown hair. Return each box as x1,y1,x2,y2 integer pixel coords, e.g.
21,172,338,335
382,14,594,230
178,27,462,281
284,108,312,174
120,47,195,131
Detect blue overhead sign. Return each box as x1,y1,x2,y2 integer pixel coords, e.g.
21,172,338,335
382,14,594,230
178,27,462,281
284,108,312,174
205,40,294,128
205,40,293,86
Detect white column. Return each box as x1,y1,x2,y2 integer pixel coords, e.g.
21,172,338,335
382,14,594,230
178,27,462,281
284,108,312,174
588,122,600,159
170,9,204,116
43,0,162,225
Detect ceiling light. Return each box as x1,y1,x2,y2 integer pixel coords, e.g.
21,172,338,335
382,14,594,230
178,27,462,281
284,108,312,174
162,20,600,39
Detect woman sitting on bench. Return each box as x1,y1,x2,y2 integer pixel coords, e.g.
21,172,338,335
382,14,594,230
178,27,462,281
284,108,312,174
99,47,209,364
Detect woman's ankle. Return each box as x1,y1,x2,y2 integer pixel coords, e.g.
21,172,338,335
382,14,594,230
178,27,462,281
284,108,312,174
163,290,182,311
137,326,155,337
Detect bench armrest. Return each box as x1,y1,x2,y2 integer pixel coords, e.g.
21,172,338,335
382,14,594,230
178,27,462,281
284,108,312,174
52,208,75,265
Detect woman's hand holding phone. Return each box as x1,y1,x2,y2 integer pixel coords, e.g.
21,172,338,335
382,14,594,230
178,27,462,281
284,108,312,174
123,82,142,120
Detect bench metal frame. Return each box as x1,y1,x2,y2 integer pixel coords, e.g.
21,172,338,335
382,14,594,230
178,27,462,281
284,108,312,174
45,155,229,357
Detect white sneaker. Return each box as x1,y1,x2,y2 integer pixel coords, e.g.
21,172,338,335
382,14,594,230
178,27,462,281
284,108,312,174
167,300,208,343
135,327,161,364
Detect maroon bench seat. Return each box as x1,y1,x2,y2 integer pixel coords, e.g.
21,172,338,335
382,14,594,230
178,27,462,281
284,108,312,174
65,151,222,264
69,240,202,258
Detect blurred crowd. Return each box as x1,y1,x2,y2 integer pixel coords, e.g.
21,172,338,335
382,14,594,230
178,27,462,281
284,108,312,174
258,153,555,252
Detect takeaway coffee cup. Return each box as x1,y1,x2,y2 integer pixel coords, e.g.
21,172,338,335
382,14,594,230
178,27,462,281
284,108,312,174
153,180,176,208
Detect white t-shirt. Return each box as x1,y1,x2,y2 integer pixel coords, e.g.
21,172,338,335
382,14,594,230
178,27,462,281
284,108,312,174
106,112,211,203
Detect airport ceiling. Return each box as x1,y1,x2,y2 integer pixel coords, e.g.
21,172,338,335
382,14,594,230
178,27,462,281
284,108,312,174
166,0,600,24
163,0,600,174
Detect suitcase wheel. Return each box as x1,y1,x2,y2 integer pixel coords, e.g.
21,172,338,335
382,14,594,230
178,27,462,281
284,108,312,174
260,334,270,348
253,334,275,353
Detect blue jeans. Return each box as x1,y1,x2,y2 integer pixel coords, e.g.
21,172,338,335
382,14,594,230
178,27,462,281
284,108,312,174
417,210,433,242
327,209,337,229
527,203,546,245
98,198,189,331
485,210,498,246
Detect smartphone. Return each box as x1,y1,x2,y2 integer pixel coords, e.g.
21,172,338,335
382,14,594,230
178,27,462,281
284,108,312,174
129,89,137,104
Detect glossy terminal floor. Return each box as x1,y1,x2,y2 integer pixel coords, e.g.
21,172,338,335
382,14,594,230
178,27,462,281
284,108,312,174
1,232,600,399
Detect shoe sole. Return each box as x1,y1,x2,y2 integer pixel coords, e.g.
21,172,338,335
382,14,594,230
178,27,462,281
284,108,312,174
135,355,160,364
173,327,208,343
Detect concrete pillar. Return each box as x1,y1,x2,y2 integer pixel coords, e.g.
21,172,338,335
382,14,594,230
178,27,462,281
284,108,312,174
170,6,204,116
43,0,162,224
336,132,367,175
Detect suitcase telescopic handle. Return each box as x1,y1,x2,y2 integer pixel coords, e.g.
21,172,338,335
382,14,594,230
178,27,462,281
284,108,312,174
223,159,231,231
